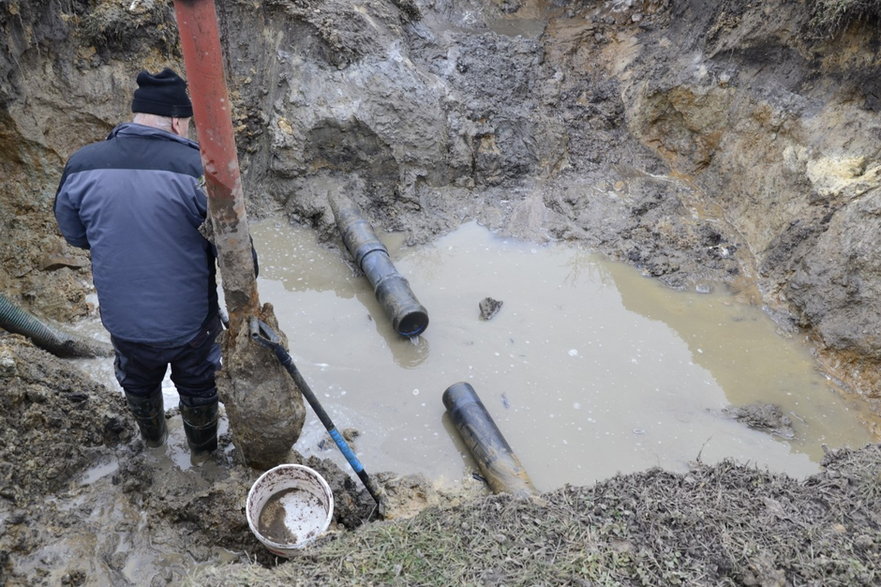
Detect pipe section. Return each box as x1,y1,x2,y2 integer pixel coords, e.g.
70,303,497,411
174,0,259,334
330,194,429,337
174,0,305,470
442,381,538,497
0,294,113,358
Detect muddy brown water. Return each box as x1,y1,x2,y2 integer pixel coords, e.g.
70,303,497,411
249,220,875,491
257,487,326,545
75,220,875,493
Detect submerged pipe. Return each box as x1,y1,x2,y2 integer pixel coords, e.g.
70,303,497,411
442,382,538,498
0,294,113,358
330,194,429,337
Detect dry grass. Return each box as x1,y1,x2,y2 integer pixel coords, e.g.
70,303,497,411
188,445,881,586
807,0,881,37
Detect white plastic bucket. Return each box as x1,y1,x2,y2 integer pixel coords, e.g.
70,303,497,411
246,464,334,557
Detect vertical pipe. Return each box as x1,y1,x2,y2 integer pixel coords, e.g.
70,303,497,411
173,1,306,471
442,382,538,497
173,0,258,337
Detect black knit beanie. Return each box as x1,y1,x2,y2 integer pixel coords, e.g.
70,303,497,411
131,68,193,118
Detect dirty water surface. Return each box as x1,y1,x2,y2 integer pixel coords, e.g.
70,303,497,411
257,488,325,545
247,219,875,492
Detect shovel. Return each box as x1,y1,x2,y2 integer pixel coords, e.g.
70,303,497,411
249,317,385,510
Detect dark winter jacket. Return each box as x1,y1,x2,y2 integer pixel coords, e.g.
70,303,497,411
54,123,218,346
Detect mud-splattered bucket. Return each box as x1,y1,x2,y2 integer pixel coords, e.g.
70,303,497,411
246,464,334,557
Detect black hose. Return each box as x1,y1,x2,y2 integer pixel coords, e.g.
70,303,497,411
0,293,113,358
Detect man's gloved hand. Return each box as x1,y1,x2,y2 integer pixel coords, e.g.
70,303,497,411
198,216,259,278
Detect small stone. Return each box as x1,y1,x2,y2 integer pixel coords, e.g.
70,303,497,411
479,297,503,320
0,352,16,375
8,510,27,524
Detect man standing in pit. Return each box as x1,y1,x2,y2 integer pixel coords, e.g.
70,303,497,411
54,68,222,454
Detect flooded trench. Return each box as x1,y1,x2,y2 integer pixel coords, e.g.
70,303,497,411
247,219,875,492
73,218,875,493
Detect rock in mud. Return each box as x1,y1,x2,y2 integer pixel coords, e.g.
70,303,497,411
479,297,503,320
217,304,306,471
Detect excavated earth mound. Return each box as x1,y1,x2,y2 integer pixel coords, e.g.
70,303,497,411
194,447,881,586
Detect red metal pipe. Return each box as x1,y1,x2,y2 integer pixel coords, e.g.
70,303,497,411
173,0,259,330
172,1,309,469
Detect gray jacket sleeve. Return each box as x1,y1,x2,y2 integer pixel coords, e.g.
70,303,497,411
54,170,90,250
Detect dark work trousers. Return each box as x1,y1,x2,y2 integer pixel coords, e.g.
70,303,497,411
112,314,223,408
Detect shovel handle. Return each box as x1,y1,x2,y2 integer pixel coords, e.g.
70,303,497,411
248,317,384,507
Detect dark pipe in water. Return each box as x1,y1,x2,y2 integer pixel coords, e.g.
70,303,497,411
442,381,538,498
330,194,429,337
0,293,113,358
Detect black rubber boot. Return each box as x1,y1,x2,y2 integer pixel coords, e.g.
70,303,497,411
125,389,168,448
180,400,219,453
